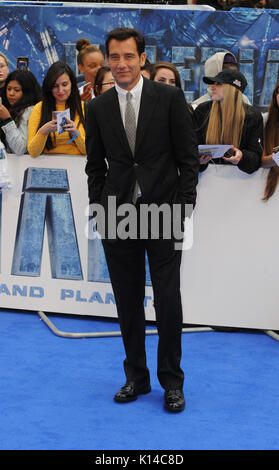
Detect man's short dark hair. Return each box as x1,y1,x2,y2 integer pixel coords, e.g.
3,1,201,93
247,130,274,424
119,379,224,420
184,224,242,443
105,28,145,56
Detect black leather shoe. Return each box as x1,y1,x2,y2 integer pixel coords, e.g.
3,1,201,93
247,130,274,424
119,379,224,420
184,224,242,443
114,381,151,403
164,389,185,412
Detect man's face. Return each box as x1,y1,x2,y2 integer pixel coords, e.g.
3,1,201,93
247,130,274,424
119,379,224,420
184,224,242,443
106,37,146,91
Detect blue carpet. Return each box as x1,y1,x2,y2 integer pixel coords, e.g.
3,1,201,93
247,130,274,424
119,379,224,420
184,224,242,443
0,309,278,451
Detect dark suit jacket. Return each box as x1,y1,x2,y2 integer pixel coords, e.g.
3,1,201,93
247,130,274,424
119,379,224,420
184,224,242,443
85,78,199,220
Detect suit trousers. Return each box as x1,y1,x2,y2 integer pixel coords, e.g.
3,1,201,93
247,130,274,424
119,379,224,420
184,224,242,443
102,232,184,391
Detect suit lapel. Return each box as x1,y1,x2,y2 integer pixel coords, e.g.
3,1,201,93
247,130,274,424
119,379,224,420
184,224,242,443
135,78,158,155
104,88,132,158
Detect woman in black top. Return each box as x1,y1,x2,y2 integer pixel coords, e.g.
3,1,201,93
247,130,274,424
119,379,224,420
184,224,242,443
193,69,263,174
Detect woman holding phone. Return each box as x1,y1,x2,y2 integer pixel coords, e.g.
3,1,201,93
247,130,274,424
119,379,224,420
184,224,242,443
27,61,86,157
193,69,263,174
76,38,104,102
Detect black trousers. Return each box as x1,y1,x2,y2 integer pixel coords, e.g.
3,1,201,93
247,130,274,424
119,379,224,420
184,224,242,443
102,236,184,391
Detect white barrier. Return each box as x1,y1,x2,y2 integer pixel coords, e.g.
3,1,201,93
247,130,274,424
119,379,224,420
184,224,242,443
1,153,278,330
0,154,125,319
181,163,279,330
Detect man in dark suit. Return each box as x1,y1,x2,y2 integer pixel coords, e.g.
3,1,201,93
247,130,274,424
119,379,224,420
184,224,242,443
85,28,199,412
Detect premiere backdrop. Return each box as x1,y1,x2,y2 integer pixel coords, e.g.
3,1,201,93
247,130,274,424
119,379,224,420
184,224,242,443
0,2,279,110
0,3,279,329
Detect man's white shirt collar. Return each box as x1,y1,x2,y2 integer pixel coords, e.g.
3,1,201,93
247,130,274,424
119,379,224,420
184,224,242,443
115,74,143,98
115,75,143,124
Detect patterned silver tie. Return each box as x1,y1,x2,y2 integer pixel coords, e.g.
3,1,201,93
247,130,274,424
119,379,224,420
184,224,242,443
125,92,140,203
125,91,136,156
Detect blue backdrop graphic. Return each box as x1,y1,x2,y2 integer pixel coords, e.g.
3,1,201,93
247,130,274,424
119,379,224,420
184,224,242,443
0,3,279,110
12,167,83,280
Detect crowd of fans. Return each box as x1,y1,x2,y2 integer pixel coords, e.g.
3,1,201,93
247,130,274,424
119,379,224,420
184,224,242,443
0,30,279,200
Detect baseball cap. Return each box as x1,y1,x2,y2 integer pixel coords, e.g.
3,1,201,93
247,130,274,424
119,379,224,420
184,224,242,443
203,69,247,93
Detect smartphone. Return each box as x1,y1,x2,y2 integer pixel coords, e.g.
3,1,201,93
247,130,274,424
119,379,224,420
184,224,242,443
17,57,29,71
83,82,92,90
224,148,235,158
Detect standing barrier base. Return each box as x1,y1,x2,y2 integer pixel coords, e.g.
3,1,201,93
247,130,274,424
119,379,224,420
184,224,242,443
37,310,213,338
37,311,279,342
265,330,279,342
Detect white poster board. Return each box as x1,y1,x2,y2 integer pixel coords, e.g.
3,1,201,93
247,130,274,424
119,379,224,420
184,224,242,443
181,164,279,330
1,154,278,330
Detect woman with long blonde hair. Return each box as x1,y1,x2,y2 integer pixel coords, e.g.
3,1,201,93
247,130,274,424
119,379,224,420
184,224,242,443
193,69,263,174
261,81,279,201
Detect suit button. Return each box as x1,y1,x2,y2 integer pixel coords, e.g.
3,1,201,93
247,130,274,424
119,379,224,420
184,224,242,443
133,163,138,167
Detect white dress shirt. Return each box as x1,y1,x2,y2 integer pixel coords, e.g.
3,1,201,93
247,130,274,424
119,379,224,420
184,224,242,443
115,74,143,127
115,75,143,202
